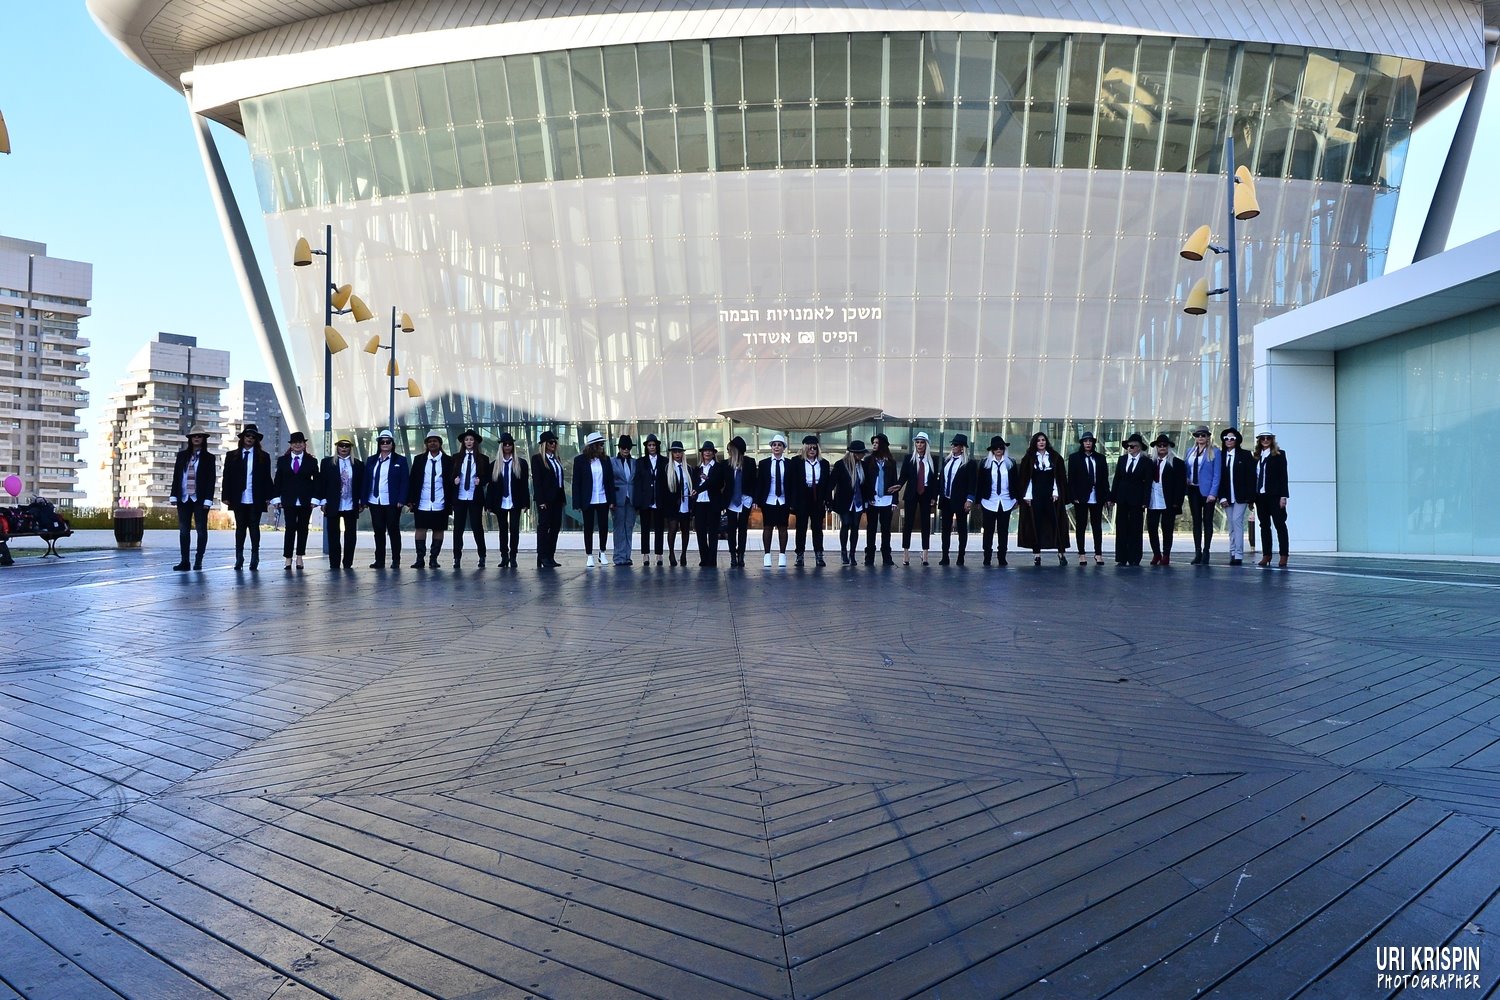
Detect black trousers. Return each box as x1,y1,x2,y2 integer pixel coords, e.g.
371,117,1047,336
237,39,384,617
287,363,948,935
939,497,969,555
726,508,751,556
537,503,563,563
1187,487,1215,554
231,503,261,557
639,507,665,555
901,501,933,550
283,505,312,557
794,505,824,554
1257,496,1289,556
451,499,486,558
495,506,522,560
325,508,358,566
864,505,894,557
368,504,401,565
176,502,208,563
1148,508,1176,557
981,507,1012,559
695,507,719,565
581,503,609,554
1073,502,1104,555
1115,505,1145,565
838,509,863,556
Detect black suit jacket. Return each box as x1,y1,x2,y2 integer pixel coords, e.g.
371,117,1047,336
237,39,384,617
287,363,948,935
690,460,730,513
485,453,531,511
221,447,272,508
973,456,1018,504
532,451,567,508
1219,447,1256,504
724,460,757,509
571,453,616,510
787,457,831,511
407,451,455,509
273,451,321,507
318,456,366,510
451,450,492,499
169,448,217,504
1067,450,1111,505
830,458,876,512
633,454,669,509
755,455,795,506
1153,456,1188,514
1254,450,1290,500
1112,454,1153,508
936,453,978,504
898,453,941,512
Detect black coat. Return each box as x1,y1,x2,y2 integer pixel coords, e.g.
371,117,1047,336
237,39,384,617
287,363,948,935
273,450,321,507
897,452,941,512
935,453,978,504
973,456,1018,505
690,460,730,513
1219,447,1256,505
722,460,757,509
571,452,616,510
532,451,567,508
1153,456,1188,515
1112,453,1153,508
221,447,272,508
169,447,217,505
756,455,796,506
830,458,876,513
317,455,366,509
787,456,832,511
451,450,492,499
407,451,454,509
633,453,670,509
485,452,531,511
1067,449,1111,505
1254,450,1290,500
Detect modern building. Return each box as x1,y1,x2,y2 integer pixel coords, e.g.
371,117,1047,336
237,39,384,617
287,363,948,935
0,236,92,505
104,333,229,508
89,1,1499,471
220,379,290,458
1255,227,1500,557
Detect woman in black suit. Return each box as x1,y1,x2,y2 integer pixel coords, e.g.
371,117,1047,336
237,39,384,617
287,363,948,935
897,431,940,565
1254,429,1290,567
1067,432,1111,565
1017,432,1070,566
484,433,530,568
1147,434,1188,566
272,431,320,569
829,441,874,566
571,432,615,569
864,434,900,566
722,436,758,568
634,434,670,565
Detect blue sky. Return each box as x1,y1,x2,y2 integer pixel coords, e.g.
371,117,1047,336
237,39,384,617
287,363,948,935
2,4,1498,504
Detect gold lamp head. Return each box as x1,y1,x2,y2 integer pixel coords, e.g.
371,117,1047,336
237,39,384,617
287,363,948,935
362,334,382,355
292,237,313,266
399,312,415,333
330,283,353,310
1180,224,1212,262
349,294,374,323
324,325,350,354
1183,277,1211,316
1233,166,1261,220
386,359,401,377
406,378,422,399
0,110,11,155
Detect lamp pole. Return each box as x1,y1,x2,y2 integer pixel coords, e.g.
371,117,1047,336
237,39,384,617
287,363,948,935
388,306,398,434
365,308,417,447
321,223,334,457
1224,136,1241,429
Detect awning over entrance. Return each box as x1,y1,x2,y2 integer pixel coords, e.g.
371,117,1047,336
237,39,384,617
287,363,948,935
718,406,887,433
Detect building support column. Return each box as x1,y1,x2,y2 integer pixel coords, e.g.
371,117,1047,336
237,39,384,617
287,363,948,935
182,80,309,435
1414,32,1499,261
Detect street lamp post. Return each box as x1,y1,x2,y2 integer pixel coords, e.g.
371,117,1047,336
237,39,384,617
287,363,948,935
1180,135,1260,428
292,224,373,455
363,308,422,443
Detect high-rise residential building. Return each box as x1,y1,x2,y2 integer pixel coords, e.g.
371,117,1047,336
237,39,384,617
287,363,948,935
220,379,291,457
104,334,230,508
0,236,92,505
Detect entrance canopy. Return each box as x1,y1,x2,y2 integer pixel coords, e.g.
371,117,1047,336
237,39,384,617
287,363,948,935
718,406,887,434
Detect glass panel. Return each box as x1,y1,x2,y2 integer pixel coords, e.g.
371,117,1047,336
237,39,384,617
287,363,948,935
920,33,959,166
512,119,548,182
642,110,677,173
281,88,318,148
415,65,451,129
743,37,777,105
308,84,343,147
744,105,779,168
571,49,606,114
816,104,848,167
672,41,706,107
506,55,540,120
344,136,375,199
609,113,645,175
1126,38,1171,171
888,103,919,167
888,33,921,102
1026,36,1065,166
550,119,581,179
446,63,482,125
849,35,882,101
369,134,405,196
954,102,991,167
575,114,610,176
386,70,423,131
483,123,518,184
604,47,639,111
427,128,460,190
540,51,574,115
711,39,742,105
639,43,672,109
399,131,434,191
815,34,849,101
780,36,812,102
781,105,813,168
260,95,292,151
474,58,512,122
454,125,489,186
1061,36,1101,168
956,33,993,102
849,103,880,166
716,108,746,170
677,109,710,172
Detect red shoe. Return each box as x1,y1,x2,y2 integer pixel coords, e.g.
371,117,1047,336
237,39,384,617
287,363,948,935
1161,555,1171,566
1257,555,1271,567
1278,555,1288,568
1150,555,1162,566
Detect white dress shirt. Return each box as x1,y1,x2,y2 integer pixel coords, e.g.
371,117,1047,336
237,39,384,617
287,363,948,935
367,455,391,504
335,457,356,511
765,457,786,505
239,449,256,504
589,457,607,505
456,451,479,501
497,457,515,510
980,459,1016,513
417,454,447,511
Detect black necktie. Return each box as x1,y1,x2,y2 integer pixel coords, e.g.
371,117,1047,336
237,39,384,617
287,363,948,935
774,460,782,500
428,458,437,502
463,455,473,491
502,459,511,497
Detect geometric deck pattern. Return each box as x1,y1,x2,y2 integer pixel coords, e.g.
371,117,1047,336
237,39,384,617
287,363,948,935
2,548,1499,998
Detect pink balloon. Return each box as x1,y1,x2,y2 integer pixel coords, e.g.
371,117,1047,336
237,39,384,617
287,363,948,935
3,475,21,498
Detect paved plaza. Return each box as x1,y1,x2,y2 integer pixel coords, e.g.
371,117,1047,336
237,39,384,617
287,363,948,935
1,540,1499,998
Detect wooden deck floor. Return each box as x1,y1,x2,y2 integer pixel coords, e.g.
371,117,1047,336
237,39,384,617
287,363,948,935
2,550,1498,998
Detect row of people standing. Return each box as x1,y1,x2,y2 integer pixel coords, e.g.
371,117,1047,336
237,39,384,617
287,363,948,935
167,422,1290,572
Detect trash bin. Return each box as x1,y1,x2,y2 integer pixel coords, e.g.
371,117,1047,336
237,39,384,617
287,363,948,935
113,507,145,547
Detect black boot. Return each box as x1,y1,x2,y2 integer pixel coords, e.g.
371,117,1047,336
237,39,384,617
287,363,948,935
429,538,442,568
234,545,244,570
0,542,13,566
412,540,427,568
175,538,191,571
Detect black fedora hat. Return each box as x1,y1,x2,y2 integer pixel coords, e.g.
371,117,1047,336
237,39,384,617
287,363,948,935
644,433,660,445
538,430,558,444
728,435,746,451
848,440,867,454
238,423,264,442
802,434,819,446
1220,427,1242,443
499,432,515,445
1079,431,1096,443
1124,432,1147,447
951,433,969,448
618,434,634,448
288,431,307,444
669,440,685,451
870,432,889,448
1151,434,1174,448
988,435,1008,451
459,428,481,442
699,440,717,453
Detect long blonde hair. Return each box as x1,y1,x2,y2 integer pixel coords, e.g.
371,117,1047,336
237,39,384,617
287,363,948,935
841,451,865,484
666,452,687,492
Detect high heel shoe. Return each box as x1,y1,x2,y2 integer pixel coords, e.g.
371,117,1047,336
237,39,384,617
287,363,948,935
1034,555,1042,566
295,556,304,569
1094,554,1104,565
284,557,292,570
1058,554,1067,566
902,553,910,566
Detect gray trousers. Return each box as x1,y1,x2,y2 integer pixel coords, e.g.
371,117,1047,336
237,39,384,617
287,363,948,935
1224,502,1249,559
612,504,638,564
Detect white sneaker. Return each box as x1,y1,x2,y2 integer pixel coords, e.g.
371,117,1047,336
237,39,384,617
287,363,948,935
778,553,787,568
763,553,772,568
586,554,595,569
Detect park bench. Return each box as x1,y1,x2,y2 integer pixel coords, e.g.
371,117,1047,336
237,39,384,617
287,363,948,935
0,498,73,563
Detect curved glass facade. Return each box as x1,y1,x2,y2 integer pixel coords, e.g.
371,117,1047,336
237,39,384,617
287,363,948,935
241,29,1425,480
244,32,1420,211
